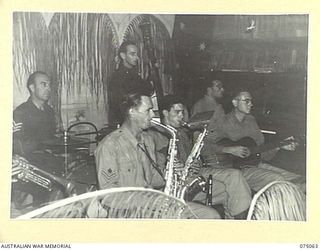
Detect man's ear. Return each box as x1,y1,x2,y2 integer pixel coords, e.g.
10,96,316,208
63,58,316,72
232,99,238,107
29,84,35,93
119,52,126,61
162,110,169,118
128,107,135,117
206,86,211,94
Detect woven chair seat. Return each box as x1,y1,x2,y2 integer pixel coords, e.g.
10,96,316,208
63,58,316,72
16,187,197,219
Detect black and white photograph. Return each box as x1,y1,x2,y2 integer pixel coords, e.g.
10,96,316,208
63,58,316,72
3,0,320,245
10,12,307,221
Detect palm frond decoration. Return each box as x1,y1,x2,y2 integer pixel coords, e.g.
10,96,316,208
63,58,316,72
247,181,306,221
16,187,197,219
13,12,51,100
49,13,118,112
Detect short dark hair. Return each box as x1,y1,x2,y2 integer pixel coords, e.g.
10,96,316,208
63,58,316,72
232,88,251,100
159,95,184,112
118,40,137,58
120,90,152,120
27,71,49,92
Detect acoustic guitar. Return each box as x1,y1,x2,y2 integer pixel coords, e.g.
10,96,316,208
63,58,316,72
204,136,299,169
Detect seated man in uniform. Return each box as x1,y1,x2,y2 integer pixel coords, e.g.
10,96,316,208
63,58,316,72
191,78,225,119
95,90,220,219
12,71,65,207
13,71,57,157
201,89,305,192
190,78,226,140
150,95,252,219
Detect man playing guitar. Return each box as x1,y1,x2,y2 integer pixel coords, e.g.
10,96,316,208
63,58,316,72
201,90,305,192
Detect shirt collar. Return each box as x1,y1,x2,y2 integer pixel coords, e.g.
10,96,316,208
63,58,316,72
27,97,47,111
204,95,218,106
120,124,147,146
230,109,249,124
118,64,138,75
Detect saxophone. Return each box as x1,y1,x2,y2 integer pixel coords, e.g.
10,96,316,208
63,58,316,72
151,120,208,200
151,119,178,197
178,125,208,200
12,154,76,196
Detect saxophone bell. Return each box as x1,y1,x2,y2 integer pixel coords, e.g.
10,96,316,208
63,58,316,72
182,176,206,201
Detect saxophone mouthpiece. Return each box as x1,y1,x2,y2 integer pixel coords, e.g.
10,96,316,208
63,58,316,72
181,121,191,128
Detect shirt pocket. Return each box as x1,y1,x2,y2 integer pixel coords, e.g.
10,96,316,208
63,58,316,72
117,156,136,175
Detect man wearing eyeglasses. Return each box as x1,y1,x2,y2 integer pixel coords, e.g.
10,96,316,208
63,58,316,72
201,90,304,192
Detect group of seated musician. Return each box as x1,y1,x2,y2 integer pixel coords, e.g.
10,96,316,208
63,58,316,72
191,76,305,193
94,91,220,219
11,43,305,219
148,95,252,219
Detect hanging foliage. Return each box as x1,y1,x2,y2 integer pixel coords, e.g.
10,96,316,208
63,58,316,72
13,12,51,94
49,13,118,110
86,13,118,111
12,12,62,125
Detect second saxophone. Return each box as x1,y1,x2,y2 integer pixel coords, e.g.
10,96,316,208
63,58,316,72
151,119,208,200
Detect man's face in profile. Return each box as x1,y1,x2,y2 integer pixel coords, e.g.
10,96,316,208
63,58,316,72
30,74,51,102
132,96,155,130
121,45,139,68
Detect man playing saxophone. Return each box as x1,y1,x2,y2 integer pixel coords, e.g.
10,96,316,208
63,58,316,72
150,95,252,219
95,89,220,219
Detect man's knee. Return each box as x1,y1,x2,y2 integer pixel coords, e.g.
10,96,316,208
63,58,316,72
187,201,221,219
207,208,221,219
264,173,285,183
225,168,246,182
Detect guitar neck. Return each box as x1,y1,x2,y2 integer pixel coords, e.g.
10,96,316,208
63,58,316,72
250,139,294,155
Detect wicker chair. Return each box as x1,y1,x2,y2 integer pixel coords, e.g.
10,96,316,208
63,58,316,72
16,187,197,219
247,181,306,221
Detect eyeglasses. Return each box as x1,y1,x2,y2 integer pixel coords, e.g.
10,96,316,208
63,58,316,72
212,84,223,90
238,99,253,105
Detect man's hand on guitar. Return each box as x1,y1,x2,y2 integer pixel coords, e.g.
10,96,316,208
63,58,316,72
279,136,298,151
280,142,298,151
223,146,251,158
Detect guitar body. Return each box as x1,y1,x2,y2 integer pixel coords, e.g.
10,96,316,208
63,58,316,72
217,137,261,168
205,135,299,169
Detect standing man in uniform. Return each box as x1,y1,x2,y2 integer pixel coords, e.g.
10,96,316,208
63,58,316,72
108,41,153,125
